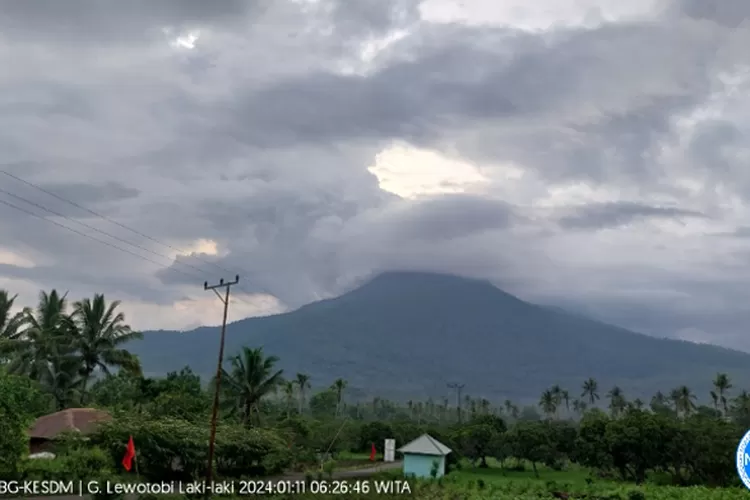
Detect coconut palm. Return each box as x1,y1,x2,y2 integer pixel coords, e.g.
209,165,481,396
479,398,491,415
220,346,284,426
41,347,84,410
5,290,73,381
282,380,296,417
581,378,599,405
539,390,557,419
607,386,626,417
71,294,142,404
713,373,732,415
671,385,697,417
295,373,311,413
0,290,26,340
331,378,347,416
0,290,27,364
561,390,570,415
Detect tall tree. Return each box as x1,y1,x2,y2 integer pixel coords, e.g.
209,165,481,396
0,291,25,341
295,373,311,413
71,294,142,404
561,390,570,415
221,347,284,426
539,390,557,419
607,386,626,417
0,291,27,365
581,378,599,405
282,380,295,417
710,390,719,411
671,385,696,417
331,378,347,416
713,373,732,415
6,290,72,381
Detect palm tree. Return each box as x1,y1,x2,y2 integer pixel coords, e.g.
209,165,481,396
71,294,142,404
504,399,520,419
671,386,696,417
331,378,347,416
539,390,557,419
41,348,84,410
649,391,670,413
6,290,73,380
607,386,626,417
713,373,732,415
479,398,490,415
0,290,27,364
732,390,750,423
295,373,311,413
561,390,570,415
0,290,26,340
221,347,284,426
282,380,296,417
581,378,599,405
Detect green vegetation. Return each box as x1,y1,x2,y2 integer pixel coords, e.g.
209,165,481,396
2,286,750,499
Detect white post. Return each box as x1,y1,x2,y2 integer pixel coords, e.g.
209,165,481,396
384,439,395,462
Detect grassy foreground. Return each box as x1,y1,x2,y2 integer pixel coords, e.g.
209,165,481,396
271,460,749,500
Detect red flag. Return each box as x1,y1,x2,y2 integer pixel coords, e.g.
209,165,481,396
122,436,136,471
369,442,376,461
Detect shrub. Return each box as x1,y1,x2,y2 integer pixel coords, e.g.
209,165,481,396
92,416,291,481
0,370,49,478
19,458,69,481
20,446,112,481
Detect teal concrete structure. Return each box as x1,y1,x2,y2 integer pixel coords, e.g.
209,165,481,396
398,434,451,478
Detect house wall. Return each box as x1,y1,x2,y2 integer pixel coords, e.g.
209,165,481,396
402,453,445,478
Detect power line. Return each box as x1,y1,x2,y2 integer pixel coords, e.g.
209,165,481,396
0,187,212,280
0,197,200,282
0,170,244,279
0,170,271,300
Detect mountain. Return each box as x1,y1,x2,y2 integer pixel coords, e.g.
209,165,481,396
130,271,750,403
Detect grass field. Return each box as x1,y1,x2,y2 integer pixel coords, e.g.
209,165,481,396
372,459,748,499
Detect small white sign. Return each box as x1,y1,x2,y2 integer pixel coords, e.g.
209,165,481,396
384,439,395,462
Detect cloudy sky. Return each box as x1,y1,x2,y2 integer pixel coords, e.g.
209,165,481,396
1,0,749,349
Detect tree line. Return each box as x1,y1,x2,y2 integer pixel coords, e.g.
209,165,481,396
0,287,748,491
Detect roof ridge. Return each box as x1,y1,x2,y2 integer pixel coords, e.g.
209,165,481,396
425,434,442,453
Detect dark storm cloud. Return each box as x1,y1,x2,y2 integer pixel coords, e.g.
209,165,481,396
0,0,749,341
386,196,519,242
558,202,707,230
236,19,719,186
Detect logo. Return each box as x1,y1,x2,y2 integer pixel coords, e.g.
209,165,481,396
736,430,750,489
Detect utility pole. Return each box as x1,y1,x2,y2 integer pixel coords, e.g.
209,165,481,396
447,383,465,423
204,275,239,497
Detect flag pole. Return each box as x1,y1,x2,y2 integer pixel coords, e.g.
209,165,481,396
134,448,140,479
